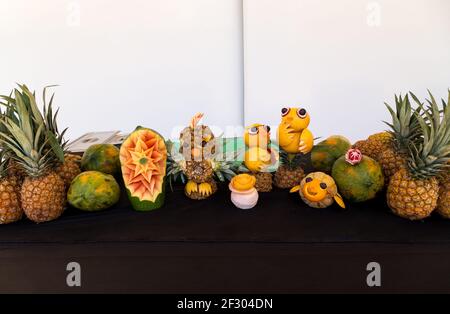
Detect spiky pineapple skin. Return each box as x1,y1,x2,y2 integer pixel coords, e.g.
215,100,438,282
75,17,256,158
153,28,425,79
254,172,273,192
353,132,393,161
7,159,26,179
185,160,213,183
65,153,82,164
436,174,450,218
274,165,304,189
21,172,66,223
56,158,81,187
352,140,369,153
0,176,22,224
378,148,407,184
387,168,439,220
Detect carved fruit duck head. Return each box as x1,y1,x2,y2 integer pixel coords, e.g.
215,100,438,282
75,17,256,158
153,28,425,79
290,172,345,209
244,124,271,148
280,107,310,132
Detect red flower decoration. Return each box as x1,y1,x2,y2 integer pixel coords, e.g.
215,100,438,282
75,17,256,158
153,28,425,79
345,148,362,165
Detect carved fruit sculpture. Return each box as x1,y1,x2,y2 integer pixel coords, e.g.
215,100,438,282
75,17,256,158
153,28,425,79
275,107,313,189
229,174,258,209
290,172,345,209
277,107,314,154
244,123,276,192
120,127,167,211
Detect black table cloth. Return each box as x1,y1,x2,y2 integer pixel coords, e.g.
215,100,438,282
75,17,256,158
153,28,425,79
1,183,450,293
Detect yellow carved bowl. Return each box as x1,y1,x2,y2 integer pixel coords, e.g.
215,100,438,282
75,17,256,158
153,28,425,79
230,174,256,192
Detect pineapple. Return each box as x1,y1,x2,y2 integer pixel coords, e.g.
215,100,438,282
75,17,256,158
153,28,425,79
183,160,217,200
0,85,66,223
21,172,66,222
436,172,450,218
378,149,407,181
254,172,273,192
7,158,26,179
0,154,23,224
185,160,214,183
274,150,305,189
353,132,393,161
56,153,81,186
237,157,273,192
378,94,422,182
387,91,450,220
0,98,27,180
65,153,82,163
42,87,81,186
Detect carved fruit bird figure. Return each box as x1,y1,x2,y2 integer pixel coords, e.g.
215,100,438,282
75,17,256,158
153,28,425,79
244,124,275,173
179,113,217,200
290,172,345,209
277,107,314,154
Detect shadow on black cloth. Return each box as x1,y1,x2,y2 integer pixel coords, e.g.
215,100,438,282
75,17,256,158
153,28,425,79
0,183,448,244
1,168,450,293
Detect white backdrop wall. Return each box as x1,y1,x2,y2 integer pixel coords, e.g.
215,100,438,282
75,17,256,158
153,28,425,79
0,0,244,140
243,0,450,142
1,0,449,143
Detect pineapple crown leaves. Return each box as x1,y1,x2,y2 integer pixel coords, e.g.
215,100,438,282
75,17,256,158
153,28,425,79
278,149,305,169
383,93,422,150
210,155,239,182
407,90,450,179
0,150,11,178
206,136,240,182
0,91,19,131
165,139,187,191
237,164,250,173
0,85,65,177
13,84,66,159
42,85,69,150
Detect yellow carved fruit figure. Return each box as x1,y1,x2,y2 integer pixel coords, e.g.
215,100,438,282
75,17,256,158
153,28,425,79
244,147,272,173
243,123,276,192
277,107,314,154
290,172,345,209
244,124,273,173
244,124,271,148
231,174,256,191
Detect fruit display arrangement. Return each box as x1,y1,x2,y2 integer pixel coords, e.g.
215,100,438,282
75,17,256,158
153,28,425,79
0,85,80,223
0,83,448,225
352,91,449,220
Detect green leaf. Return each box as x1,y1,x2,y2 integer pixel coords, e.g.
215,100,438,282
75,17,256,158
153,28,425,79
46,130,64,162
20,84,45,127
